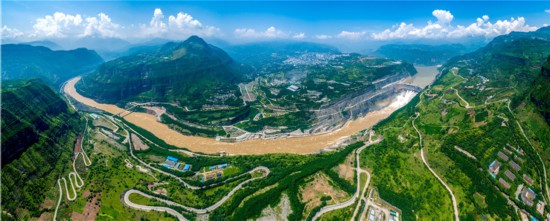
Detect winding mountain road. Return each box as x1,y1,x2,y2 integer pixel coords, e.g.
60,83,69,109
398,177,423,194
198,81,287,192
413,113,459,221
53,117,93,220
122,166,270,216
311,138,379,221
123,190,188,221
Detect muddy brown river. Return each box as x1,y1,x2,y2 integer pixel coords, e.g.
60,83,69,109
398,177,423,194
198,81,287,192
64,68,435,155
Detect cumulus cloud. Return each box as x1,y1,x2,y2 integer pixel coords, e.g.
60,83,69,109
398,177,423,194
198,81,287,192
234,26,289,38
31,12,120,38
336,31,367,40
372,9,537,40
141,8,219,39
545,9,550,14
315,34,332,40
1,25,24,39
32,12,84,38
81,13,120,38
432,9,453,25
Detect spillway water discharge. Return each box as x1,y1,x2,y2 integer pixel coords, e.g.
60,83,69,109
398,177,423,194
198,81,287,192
389,90,417,109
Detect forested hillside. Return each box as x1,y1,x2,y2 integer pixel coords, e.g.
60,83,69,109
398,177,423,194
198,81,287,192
1,44,104,86
1,79,82,219
531,56,550,125
76,36,247,109
363,27,550,220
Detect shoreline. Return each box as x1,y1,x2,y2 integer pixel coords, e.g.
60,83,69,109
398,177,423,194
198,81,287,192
64,77,412,155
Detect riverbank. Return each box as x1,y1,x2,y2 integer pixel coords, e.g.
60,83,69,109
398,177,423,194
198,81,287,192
65,77,415,155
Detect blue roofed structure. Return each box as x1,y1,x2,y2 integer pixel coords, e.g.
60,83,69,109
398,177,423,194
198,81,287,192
218,163,228,169
167,156,178,162
184,164,191,171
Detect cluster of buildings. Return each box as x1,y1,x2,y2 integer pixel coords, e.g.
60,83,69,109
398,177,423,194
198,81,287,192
487,144,547,217
200,163,228,183
488,144,526,190
163,156,192,172
282,53,341,66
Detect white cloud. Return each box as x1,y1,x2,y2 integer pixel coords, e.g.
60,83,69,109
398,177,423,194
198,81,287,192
432,9,453,25
545,9,550,14
33,12,83,38
150,8,166,30
1,25,24,39
372,9,537,40
31,12,120,38
293,32,305,39
81,13,120,38
234,26,289,38
336,31,367,40
141,8,220,39
315,34,332,40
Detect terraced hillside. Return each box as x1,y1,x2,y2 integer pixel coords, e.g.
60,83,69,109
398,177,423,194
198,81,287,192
1,79,82,219
360,26,550,220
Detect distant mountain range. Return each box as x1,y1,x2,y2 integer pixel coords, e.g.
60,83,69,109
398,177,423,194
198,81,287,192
76,36,247,109
374,44,470,65
223,41,340,68
1,44,104,87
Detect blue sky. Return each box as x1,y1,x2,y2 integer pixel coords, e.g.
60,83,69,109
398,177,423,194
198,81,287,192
2,1,550,44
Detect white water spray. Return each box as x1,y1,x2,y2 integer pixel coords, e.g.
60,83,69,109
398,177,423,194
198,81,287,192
389,90,417,109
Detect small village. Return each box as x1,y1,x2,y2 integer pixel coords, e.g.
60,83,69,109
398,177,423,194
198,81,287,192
487,144,546,219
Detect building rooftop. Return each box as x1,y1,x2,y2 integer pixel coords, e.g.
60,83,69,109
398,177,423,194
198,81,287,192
489,160,501,175
523,174,534,185
509,161,521,172
497,151,509,161
504,170,516,181
167,156,178,162
521,187,536,206
499,178,511,189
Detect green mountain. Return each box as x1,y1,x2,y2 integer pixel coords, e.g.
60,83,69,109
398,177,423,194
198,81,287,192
1,44,104,87
76,36,247,109
364,27,550,220
374,44,468,65
531,56,550,125
1,79,82,219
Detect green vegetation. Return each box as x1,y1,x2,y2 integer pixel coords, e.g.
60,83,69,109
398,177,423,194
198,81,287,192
236,111,313,133
360,26,550,220
216,142,363,220
76,36,247,109
1,79,83,220
1,44,103,86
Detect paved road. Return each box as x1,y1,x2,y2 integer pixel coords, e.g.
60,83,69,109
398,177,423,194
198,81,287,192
420,148,460,221
61,177,77,201
452,88,473,109
53,179,64,221
53,117,93,220
350,168,371,221
507,101,549,204
123,166,270,215
311,139,379,221
413,113,459,221
123,190,188,221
